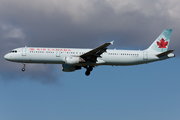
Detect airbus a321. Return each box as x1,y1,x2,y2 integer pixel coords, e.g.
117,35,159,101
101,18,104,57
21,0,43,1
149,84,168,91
4,29,175,76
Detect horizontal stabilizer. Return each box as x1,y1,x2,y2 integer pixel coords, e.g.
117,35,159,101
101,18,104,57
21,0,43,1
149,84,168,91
156,50,174,57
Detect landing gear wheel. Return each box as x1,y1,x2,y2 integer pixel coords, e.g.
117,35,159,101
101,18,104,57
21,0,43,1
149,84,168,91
85,70,90,76
22,63,26,72
22,68,25,72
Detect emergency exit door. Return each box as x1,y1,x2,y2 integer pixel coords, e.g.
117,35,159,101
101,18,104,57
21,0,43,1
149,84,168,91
56,50,60,57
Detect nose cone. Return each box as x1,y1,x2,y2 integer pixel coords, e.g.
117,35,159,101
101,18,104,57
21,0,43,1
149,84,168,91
4,54,9,60
4,54,11,61
4,53,17,62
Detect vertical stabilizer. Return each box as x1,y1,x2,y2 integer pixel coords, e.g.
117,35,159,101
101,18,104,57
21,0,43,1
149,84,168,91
146,29,172,52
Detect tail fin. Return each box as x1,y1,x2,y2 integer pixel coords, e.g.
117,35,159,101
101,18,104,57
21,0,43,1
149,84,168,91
146,29,172,52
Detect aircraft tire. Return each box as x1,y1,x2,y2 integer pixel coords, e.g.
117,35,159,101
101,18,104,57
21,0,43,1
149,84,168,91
22,68,25,72
85,70,90,76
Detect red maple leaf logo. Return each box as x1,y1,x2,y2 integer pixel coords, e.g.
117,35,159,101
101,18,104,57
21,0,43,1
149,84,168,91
157,38,168,48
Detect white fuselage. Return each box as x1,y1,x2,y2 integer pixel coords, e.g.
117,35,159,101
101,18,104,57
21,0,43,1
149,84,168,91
4,47,174,66
3,29,175,76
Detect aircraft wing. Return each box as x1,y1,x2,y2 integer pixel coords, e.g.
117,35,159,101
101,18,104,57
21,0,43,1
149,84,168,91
80,41,114,62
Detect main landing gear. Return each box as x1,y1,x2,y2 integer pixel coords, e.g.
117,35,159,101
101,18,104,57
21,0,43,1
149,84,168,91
22,63,26,72
85,66,93,76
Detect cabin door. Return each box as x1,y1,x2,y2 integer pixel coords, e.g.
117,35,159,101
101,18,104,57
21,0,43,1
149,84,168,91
22,47,27,56
143,51,148,60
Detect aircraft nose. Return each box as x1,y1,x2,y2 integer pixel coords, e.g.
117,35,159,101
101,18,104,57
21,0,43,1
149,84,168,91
4,54,9,60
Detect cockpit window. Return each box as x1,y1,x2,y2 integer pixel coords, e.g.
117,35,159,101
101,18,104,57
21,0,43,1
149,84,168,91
10,50,17,53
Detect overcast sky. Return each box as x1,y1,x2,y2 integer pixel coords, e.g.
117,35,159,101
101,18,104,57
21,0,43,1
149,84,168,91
1,0,180,81
0,0,180,120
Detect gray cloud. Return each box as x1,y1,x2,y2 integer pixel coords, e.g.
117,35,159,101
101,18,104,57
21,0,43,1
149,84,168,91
0,0,179,83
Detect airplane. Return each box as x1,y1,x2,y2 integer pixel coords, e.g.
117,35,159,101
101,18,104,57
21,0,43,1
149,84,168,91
4,29,175,76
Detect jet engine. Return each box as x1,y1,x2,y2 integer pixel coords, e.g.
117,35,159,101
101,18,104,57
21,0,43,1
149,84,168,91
62,64,81,72
65,56,85,64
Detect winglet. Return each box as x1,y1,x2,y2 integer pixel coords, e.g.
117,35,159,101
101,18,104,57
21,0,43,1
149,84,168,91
110,41,114,45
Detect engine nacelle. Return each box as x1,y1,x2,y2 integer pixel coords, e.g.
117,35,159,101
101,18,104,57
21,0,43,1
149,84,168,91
65,56,84,64
62,64,81,72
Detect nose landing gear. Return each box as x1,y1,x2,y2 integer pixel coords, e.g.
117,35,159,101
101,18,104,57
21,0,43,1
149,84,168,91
85,66,93,76
22,63,26,72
